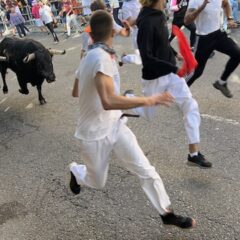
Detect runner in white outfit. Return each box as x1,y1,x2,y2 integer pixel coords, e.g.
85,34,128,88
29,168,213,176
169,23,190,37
69,10,196,229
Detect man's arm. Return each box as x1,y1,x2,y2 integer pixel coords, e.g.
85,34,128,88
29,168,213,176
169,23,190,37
72,78,79,97
184,0,209,25
222,0,236,28
95,72,174,110
118,20,131,37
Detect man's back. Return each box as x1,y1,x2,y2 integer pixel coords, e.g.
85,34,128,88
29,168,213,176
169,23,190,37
75,47,121,141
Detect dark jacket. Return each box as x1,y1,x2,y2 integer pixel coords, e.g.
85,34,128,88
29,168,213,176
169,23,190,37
173,0,189,19
136,7,178,80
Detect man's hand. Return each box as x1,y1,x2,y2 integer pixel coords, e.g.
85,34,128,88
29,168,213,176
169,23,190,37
72,78,79,97
147,92,175,107
176,53,184,62
227,19,237,28
122,20,131,31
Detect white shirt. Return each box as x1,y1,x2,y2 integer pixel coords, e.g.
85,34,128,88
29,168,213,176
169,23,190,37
122,0,141,21
188,0,222,35
109,0,120,8
39,5,53,24
75,48,122,141
82,0,92,15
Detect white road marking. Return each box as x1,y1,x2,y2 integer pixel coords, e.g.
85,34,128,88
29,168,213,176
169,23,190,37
229,73,240,84
25,103,33,109
0,98,7,104
4,106,10,112
72,34,81,38
66,46,80,51
201,114,239,126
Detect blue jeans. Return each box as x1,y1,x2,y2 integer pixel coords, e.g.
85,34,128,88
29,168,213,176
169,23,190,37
230,0,239,22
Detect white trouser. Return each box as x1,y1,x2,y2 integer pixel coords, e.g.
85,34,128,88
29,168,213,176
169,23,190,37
133,73,200,144
66,14,81,36
70,119,171,215
122,28,142,65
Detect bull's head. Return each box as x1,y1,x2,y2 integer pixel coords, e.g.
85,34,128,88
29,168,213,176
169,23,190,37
23,49,56,83
23,48,66,83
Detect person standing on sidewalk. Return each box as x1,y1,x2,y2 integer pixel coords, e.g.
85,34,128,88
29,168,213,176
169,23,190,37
9,6,26,37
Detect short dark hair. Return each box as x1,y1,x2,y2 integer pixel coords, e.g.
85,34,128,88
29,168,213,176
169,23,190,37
90,10,113,42
90,0,106,11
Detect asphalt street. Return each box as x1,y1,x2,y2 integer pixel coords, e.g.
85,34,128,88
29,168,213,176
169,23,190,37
0,28,240,240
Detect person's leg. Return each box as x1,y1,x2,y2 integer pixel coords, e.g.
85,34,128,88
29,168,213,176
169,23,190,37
128,76,169,120
72,14,82,33
46,22,58,42
15,25,22,37
19,23,26,36
186,35,215,86
120,28,142,65
231,0,239,22
113,7,123,27
185,22,196,48
212,32,240,97
66,15,71,36
114,123,171,215
167,73,212,167
113,123,195,228
215,32,240,81
70,137,112,189
169,17,183,42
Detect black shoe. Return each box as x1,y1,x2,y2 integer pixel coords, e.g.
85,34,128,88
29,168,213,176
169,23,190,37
70,171,81,194
123,89,134,96
187,152,212,168
213,81,233,98
118,53,126,67
160,212,196,229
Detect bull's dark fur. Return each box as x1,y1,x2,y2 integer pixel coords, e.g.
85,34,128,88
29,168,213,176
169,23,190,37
0,37,56,104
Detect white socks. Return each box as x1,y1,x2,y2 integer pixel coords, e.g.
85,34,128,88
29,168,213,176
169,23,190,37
217,79,226,85
189,152,198,157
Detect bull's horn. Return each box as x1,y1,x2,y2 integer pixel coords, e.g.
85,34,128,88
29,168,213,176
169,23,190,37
49,49,66,55
23,53,36,63
0,56,7,61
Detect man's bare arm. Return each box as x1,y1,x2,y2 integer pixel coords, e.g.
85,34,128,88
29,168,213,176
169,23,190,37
95,72,174,110
184,0,209,25
72,78,79,97
118,20,131,37
222,0,236,28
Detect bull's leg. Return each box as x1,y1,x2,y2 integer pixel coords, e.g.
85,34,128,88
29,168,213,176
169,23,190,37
1,69,8,94
37,85,46,105
17,75,29,94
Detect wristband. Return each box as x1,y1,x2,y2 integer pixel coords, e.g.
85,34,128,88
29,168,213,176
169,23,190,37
227,16,234,21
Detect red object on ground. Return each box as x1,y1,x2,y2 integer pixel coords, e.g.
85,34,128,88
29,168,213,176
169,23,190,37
172,25,198,77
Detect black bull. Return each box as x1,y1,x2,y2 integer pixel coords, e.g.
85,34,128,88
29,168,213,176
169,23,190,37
0,37,65,104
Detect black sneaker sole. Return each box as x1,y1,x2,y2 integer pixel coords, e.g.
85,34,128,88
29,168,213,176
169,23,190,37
69,170,81,195
213,83,233,98
162,218,196,229
187,161,212,169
